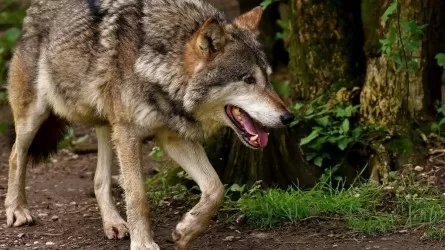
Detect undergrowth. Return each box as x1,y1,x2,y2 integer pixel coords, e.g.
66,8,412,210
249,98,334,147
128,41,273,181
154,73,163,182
145,146,445,237
237,169,445,235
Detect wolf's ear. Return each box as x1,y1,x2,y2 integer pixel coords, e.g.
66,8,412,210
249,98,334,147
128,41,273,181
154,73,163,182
233,6,263,31
195,18,226,60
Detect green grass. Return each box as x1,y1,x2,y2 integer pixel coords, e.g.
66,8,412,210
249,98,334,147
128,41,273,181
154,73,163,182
238,177,445,235
144,161,445,237
347,214,395,234
427,226,445,240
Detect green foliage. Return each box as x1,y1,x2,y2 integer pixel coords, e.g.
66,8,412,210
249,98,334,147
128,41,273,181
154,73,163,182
291,94,375,168
145,164,196,207
57,127,74,149
347,214,395,235
260,0,279,10
223,181,263,211
379,0,426,73
427,226,445,240
238,170,445,234
436,53,445,67
149,146,164,161
0,0,26,130
0,0,26,85
431,102,445,135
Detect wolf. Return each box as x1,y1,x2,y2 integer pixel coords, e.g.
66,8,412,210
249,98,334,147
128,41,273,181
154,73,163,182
5,0,294,249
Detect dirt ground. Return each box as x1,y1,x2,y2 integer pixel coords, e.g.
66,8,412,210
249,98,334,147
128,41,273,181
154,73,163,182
1,104,445,250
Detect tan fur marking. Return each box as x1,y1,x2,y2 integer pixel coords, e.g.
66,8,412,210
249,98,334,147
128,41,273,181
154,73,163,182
183,18,227,75
266,89,289,111
183,42,202,76
7,54,34,120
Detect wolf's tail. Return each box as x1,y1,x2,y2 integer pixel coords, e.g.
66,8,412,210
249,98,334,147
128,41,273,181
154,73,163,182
7,112,69,164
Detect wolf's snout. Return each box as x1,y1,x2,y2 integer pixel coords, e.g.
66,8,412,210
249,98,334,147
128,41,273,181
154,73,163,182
280,112,295,125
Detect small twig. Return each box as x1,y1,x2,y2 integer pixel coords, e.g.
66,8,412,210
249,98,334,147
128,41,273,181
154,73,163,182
37,233,64,237
276,241,308,244
429,148,445,154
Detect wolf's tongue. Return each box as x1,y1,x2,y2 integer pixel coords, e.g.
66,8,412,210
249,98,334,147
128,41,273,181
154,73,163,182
240,110,269,148
257,131,269,148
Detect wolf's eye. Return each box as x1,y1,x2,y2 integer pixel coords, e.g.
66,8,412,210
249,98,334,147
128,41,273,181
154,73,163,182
243,75,256,84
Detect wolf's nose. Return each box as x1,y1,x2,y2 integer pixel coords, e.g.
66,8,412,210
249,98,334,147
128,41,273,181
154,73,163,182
280,112,295,125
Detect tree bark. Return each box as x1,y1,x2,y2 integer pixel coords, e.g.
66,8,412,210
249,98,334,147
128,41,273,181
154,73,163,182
289,0,365,100
359,0,444,182
360,0,424,128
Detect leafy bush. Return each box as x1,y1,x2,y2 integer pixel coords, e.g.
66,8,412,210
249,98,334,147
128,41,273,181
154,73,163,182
290,93,380,169
0,0,26,134
380,0,426,73
0,0,26,85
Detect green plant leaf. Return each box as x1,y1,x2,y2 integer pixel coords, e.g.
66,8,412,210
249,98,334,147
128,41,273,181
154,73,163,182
341,119,350,134
431,123,440,132
309,136,328,151
436,53,445,67
300,130,320,146
314,156,323,167
439,117,445,126
260,0,274,10
352,127,363,139
315,116,330,127
337,138,352,151
305,152,318,161
382,2,397,23
229,184,245,193
293,102,304,111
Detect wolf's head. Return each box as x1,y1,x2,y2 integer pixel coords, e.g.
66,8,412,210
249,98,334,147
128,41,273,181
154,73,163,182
183,6,294,149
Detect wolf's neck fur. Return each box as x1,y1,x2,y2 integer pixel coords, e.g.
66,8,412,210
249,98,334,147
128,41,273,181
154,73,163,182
132,0,227,139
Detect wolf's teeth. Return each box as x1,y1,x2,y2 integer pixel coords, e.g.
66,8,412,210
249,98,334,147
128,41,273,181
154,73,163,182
233,107,241,116
250,134,259,141
237,116,242,122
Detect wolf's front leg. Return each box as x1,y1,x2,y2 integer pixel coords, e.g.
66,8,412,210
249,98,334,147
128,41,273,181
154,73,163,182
159,135,224,250
112,125,160,250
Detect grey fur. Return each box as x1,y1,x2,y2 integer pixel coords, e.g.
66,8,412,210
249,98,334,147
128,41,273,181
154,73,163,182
6,1,291,249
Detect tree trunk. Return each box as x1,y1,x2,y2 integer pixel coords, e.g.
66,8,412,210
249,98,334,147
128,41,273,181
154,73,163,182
360,0,444,182
289,0,365,100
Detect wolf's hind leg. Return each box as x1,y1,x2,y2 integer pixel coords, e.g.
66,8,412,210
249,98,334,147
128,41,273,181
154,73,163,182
6,108,49,227
5,53,51,227
159,136,224,250
94,125,129,239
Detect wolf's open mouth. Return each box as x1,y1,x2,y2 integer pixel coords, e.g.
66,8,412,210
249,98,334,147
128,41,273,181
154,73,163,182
225,105,269,149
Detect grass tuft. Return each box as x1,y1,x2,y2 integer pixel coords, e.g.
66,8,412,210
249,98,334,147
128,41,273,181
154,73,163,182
238,174,445,235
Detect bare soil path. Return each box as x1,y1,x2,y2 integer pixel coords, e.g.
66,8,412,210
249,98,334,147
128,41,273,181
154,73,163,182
1,104,445,250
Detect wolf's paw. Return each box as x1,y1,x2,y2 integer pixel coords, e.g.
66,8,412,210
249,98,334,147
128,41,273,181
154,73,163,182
103,219,129,239
6,205,34,227
130,242,160,250
172,229,191,250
